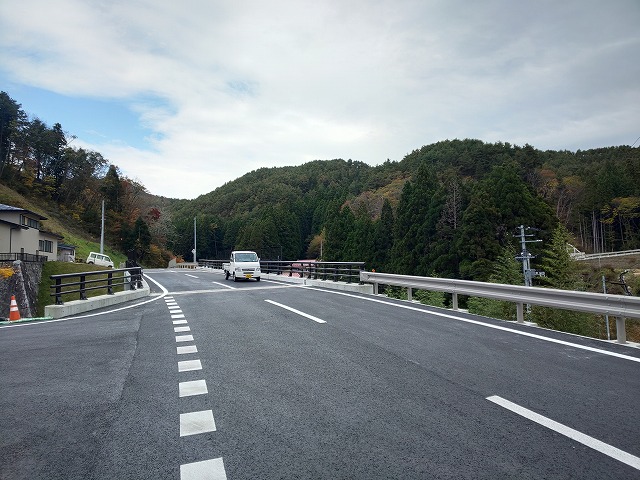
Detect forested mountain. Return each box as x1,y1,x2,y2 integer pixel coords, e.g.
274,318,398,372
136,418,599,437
1,90,639,283
170,140,640,282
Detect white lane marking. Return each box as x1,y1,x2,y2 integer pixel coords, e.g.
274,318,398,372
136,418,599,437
171,313,186,319
176,335,194,342
212,281,236,290
487,395,640,470
303,287,640,364
185,274,199,279
168,304,181,309
174,326,191,333
178,359,202,372
265,299,326,324
166,284,303,296
180,410,216,436
179,379,208,397
177,345,198,354
180,457,227,480
173,319,188,325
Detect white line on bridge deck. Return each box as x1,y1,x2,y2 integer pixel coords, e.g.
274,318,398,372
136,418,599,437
487,395,640,471
304,287,640,364
180,458,227,480
265,299,326,324
179,410,216,436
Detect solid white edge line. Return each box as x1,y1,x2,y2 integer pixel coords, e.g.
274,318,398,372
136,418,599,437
265,299,326,324
302,287,640,364
487,395,640,470
211,281,236,289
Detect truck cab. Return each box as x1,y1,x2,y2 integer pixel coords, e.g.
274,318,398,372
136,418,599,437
223,250,261,282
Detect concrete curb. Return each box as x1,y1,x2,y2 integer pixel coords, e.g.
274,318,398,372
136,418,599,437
44,281,151,319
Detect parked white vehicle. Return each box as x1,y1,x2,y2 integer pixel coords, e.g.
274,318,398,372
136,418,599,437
86,251,114,268
223,250,261,282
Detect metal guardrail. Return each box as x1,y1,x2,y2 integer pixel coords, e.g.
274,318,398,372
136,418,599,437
360,271,640,344
575,249,640,261
50,267,143,305
261,261,365,283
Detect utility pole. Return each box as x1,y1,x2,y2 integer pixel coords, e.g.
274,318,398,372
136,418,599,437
100,199,105,254
515,225,544,287
193,217,197,263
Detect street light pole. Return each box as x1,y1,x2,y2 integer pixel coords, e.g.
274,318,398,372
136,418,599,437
193,216,197,263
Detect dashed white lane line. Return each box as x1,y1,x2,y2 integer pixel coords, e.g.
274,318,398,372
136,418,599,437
177,345,198,354
173,319,188,325
211,281,236,290
487,395,640,470
172,313,186,319
265,299,326,324
185,274,199,279
179,380,208,397
180,410,216,436
176,335,195,342
168,306,182,311
178,359,203,372
180,457,227,480
175,326,191,332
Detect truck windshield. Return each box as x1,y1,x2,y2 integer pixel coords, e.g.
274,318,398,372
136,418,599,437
235,253,258,262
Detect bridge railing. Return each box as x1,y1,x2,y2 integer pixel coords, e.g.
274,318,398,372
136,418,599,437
262,261,365,283
50,267,144,305
198,259,225,269
360,271,640,344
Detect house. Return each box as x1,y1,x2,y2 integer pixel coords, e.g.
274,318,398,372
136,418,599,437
0,203,64,262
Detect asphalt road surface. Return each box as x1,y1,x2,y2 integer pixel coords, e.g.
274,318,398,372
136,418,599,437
1,268,639,479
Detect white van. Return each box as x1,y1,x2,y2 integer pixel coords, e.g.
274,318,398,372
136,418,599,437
86,252,114,268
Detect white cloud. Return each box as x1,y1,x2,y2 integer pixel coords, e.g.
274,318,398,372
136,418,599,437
1,0,638,198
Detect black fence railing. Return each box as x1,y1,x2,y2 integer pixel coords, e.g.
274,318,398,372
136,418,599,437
261,261,365,283
50,267,143,305
198,259,225,269
197,259,366,284
0,253,48,262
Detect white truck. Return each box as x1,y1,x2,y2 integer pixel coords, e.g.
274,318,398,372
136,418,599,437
223,250,261,282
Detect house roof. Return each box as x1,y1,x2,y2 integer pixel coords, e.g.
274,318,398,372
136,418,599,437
0,218,28,229
0,203,48,220
40,229,64,240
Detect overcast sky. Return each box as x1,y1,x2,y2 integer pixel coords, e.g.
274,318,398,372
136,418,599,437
1,0,638,199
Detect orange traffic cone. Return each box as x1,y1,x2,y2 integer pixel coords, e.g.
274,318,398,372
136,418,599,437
9,295,21,321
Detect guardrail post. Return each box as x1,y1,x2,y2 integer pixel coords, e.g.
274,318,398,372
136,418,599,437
107,271,114,295
407,287,412,301
373,282,378,295
452,293,458,310
516,302,524,323
80,275,87,300
55,278,63,305
616,317,627,344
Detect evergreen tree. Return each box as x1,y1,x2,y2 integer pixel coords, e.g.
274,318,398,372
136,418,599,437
468,244,522,320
